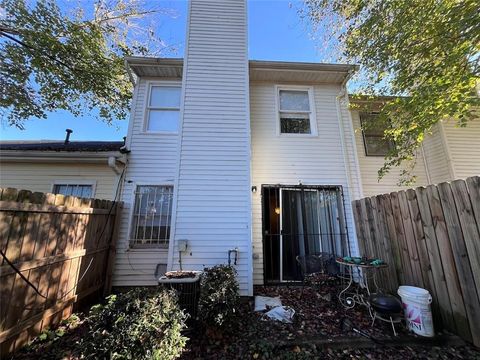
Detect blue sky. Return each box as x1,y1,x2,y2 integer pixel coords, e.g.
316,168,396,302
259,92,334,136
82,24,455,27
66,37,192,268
1,0,332,141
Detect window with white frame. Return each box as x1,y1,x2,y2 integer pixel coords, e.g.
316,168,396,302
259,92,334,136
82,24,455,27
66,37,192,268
146,85,181,132
130,185,173,246
53,183,93,198
278,88,315,134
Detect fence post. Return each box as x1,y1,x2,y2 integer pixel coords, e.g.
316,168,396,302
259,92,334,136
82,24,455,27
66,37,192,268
103,202,122,297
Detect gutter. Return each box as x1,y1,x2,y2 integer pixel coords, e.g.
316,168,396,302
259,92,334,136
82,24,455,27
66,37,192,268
124,58,136,86
0,150,124,164
249,60,359,73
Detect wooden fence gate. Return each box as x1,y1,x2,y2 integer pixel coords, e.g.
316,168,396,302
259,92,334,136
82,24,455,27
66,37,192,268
0,188,121,355
352,176,480,346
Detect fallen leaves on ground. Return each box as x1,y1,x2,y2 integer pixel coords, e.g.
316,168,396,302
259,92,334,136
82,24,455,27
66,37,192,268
181,284,480,359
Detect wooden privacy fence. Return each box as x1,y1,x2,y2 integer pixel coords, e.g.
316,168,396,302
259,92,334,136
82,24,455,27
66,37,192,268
352,176,480,346
0,188,120,356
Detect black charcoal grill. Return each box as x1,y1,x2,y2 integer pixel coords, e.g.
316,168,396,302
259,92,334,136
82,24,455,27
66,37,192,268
368,294,403,336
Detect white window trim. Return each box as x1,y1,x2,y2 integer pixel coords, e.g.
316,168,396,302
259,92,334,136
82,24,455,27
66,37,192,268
275,85,318,137
127,182,174,250
143,80,182,135
51,180,96,198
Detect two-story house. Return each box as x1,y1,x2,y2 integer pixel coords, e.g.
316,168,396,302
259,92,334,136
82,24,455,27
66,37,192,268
111,0,366,296
2,0,478,296
110,0,480,296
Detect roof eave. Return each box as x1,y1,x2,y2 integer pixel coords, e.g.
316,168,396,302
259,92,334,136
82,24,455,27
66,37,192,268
0,150,124,164
249,60,359,73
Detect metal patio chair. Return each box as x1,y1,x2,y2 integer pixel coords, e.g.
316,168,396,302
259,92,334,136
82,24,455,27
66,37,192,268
296,253,336,298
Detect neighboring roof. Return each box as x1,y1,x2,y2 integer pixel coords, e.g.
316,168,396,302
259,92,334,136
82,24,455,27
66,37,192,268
350,95,400,103
0,140,124,152
125,56,358,84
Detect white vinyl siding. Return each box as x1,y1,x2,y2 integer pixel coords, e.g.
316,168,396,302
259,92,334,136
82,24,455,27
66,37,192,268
250,83,362,285
422,123,453,183
441,117,480,180
113,78,179,287
171,0,252,295
0,163,115,200
351,110,429,196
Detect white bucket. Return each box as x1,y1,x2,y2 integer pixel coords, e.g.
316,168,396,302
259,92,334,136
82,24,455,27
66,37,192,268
398,286,434,337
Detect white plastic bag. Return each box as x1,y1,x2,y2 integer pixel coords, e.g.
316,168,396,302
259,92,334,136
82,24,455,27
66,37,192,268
263,306,295,323
254,296,282,312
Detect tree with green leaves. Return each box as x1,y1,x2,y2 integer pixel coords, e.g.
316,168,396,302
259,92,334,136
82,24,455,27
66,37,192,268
303,0,479,184
0,0,174,129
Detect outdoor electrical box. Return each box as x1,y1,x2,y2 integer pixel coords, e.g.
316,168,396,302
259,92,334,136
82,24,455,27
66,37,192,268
178,240,188,252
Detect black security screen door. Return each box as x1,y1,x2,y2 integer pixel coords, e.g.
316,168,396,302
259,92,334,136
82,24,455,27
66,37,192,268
262,185,350,283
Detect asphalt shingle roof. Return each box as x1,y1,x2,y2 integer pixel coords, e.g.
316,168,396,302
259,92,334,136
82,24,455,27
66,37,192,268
0,141,124,152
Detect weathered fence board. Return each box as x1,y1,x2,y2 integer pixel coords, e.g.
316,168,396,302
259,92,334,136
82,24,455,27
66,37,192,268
353,176,480,347
0,188,120,356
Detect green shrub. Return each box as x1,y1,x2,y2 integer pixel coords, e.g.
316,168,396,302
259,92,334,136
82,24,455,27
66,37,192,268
198,265,240,328
80,288,187,360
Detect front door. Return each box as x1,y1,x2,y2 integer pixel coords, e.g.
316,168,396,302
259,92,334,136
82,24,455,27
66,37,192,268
262,185,349,283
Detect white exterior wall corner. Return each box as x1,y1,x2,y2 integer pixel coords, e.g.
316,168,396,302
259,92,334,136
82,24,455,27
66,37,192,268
440,117,480,180
422,123,453,184
170,0,252,295
337,91,364,257
112,77,179,287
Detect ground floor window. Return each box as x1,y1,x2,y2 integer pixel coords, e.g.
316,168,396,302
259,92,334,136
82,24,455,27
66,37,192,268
130,185,173,247
53,183,93,198
261,185,349,282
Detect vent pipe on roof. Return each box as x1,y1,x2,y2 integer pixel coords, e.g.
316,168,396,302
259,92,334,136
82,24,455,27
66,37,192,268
64,129,73,145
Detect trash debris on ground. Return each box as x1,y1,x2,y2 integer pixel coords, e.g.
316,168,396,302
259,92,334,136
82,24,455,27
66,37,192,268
254,295,282,312
263,306,295,323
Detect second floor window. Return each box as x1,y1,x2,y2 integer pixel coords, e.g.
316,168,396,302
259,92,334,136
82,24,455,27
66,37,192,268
360,112,395,156
278,88,315,135
146,85,181,132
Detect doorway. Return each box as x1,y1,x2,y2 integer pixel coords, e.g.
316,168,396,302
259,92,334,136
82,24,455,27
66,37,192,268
262,185,349,283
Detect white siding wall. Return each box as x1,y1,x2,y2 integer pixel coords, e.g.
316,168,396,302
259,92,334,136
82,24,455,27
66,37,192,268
442,118,480,179
0,162,116,200
250,83,361,284
112,78,180,287
170,0,252,295
422,123,452,184
350,110,429,197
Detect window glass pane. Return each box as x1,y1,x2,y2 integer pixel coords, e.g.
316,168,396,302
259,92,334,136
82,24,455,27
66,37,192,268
131,185,173,245
150,86,181,108
360,112,395,156
360,112,388,136
53,184,92,198
279,90,310,111
280,115,311,134
365,136,393,156
147,110,179,132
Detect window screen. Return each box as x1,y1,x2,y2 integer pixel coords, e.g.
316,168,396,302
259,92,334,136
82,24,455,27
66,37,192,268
130,185,173,246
